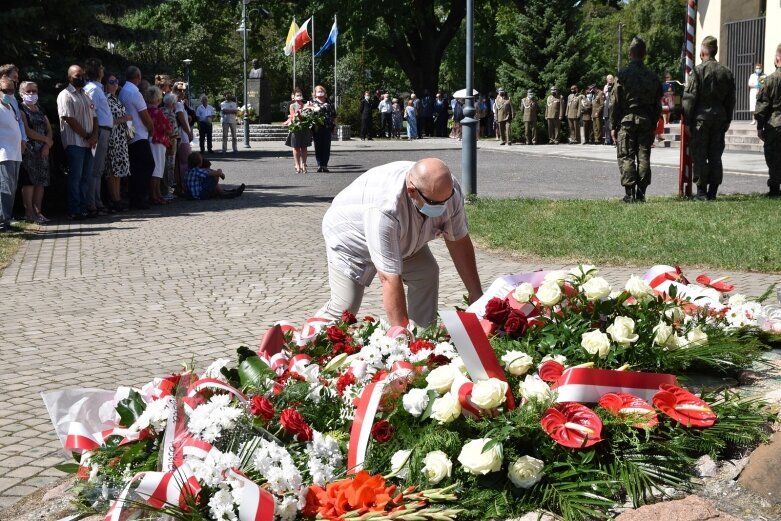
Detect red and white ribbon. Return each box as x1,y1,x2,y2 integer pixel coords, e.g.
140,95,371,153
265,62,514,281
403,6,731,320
226,468,275,521
299,317,331,343
64,422,102,453
439,310,515,409
347,381,387,473
551,367,677,403
104,464,201,521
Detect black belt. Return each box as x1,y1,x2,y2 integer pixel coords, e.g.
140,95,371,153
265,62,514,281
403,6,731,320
99,126,112,131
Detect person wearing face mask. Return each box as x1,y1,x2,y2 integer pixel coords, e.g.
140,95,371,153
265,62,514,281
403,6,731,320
755,43,781,198
580,85,595,144
0,78,23,231
57,64,99,220
603,75,615,144
196,95,215,154
359,91,373,140
520,89,538,145
591,84,605,145
316,158,482,327
311,85,336,172
748,63,765,125
0,64,28,154
84,58,112,215
18,81,53,224
285,88,312,173
220,93,238,153
566,85,582,144
545,87,565,144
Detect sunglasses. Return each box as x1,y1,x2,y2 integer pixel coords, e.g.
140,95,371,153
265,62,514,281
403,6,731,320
413,185,455,206
1,89,14,95
107,79,119,85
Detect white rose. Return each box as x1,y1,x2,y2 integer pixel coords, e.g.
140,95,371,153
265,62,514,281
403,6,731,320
625,275,654,299
686,326,708,347
470,378,509,410
426,365,456,394
402,388,430,417
606,316,639,347
508,455,545,489
581,277,611,301
422,450,452,484
581,329,611,358
457,438,503,475
512,282,535,303
449,357,467,375
664,306,684,323
520,374,552,402
568,264,598,282
501,351,534,376
536,282,563,307
652,322,674,347
390,449,412,479
543,270,568,286
430,392,462,424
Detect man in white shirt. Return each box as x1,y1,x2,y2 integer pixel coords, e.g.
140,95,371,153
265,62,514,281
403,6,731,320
316,158,483,327
84,58,112,212
196,95,216,153
219,93,238,153
0,78,23,230
378,93,392,138
0,64,27,152
118,66,155,209
748,63,765,125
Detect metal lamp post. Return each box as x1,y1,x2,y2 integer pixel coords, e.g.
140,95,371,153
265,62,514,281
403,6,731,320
183,59,193,106
461,0,477,196
239,0,252,148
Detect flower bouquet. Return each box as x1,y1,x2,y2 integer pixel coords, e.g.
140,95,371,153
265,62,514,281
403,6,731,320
287,104,325,133
44,266,778,521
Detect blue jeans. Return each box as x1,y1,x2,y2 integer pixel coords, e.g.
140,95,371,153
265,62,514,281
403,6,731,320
65,145,94,215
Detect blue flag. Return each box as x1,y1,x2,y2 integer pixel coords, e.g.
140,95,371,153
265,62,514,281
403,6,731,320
314,20,338,58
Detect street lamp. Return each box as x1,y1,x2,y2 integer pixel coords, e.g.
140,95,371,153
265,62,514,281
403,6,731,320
238,0,253,148
106,42,115,55
461,0,477,196
183,59,193,106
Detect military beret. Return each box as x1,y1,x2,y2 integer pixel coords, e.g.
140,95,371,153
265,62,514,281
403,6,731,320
629,36,646,56
702,36,718,54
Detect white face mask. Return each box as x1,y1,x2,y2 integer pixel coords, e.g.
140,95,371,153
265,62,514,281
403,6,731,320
755,68,762,74
294,96,303,101
22,93,38,104
316,91,325,97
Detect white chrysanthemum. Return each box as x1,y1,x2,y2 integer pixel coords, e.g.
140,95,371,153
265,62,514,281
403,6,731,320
403,388,430,417
131,397,171,433
728,294,747,306
187,394,243,443
208,485,238,521
202,358,232,381
305,431,344,486
187,448,240,487
276,495,299,521
252,439,303,496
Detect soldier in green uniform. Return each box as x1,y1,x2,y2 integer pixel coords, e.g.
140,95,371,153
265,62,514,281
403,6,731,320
520,89,539,145
545,87,565,144
567,85,582,144
580,87,594,144
592,85,605,145
610,37,662,203
682,36,736,201
755,42,781,198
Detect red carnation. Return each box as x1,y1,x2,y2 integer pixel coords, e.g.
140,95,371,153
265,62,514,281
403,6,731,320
484,297,511,325
341,310,358,325
326,325,348,344
279,408,313,441
363,316,376,323
503,309,528,338
335,372,356,396
249,395,275,422
371,420,395,443
409,339,435,354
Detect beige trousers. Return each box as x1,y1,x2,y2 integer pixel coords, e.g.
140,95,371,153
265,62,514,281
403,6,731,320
316,245,440,326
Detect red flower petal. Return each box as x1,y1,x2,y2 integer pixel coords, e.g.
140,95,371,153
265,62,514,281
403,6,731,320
541,402,603,448
598,392,659,429
538,360,565,383
652,384,717,428
695,274,735,293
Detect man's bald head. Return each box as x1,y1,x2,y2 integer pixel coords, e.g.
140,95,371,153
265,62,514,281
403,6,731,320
67,65,84,81
407,158,454,203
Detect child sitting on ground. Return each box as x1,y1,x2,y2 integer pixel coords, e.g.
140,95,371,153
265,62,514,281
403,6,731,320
184,152,245,200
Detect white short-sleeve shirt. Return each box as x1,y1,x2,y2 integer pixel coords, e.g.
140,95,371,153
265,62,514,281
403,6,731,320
117,81,149,142
322,161,469,286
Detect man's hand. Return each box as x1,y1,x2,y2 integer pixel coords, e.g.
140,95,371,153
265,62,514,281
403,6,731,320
20,141,27,155
87,133,98,148
611,129,617,143
445,234,482,303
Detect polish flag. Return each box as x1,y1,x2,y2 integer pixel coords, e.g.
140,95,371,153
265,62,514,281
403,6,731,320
286,18,311,55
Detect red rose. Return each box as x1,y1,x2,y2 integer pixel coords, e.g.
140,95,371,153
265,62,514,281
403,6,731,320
484,297,511,325
504,309,528,338
363,316,376,323
370,420,395,443
409,339,435,354
335,372,356,396
249,395,275,422
427,354,451,367
279,408,313,441
326,325,348,344
341,310,358,324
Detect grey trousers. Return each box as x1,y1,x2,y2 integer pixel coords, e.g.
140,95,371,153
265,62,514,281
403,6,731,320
316,245,440,327
89,128,111,208
0,160,20,223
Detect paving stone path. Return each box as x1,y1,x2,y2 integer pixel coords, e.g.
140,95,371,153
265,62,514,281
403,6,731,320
0,139,778,507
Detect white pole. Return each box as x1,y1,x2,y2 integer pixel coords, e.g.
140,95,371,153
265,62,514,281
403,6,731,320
311,15,316,96
334,14,338,109
293,17,297,91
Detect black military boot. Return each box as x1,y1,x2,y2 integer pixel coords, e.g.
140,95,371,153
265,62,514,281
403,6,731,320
768,184,781,199
635,184,646,203
622,186,635,203
706,184,719,201
694,186,708,201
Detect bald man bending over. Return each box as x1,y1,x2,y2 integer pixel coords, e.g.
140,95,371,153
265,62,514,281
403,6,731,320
316,159,483,327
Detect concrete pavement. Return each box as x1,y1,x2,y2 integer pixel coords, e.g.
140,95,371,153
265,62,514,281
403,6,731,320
0,139,778,507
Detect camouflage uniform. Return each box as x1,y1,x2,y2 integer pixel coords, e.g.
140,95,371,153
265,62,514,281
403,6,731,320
755,49,781,197
610,39,662,201
682,36,736,200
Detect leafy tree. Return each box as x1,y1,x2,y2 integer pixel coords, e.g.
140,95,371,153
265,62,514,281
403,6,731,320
618,0,686,79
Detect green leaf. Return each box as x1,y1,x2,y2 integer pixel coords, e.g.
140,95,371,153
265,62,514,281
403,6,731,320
239,355,274,389
54,463,80,474
419,390,439,421
116,389,146,427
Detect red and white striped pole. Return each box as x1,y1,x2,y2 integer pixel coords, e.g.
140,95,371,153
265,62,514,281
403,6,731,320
679,0,696,197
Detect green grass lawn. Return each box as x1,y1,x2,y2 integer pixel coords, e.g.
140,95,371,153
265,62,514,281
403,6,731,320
0,225,28,273
466,194,781,273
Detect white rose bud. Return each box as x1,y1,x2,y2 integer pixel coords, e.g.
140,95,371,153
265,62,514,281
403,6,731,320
652,322,674,347
625,275,654,299
543,270,568,286
390,449,412,479
520,374,552,402
501,351,534,376
402,388,430,417
664,306,684,323
430,392,462,424
606,316,639,347
426,365,456,394
581,277,611,301
512,282,535,303
581,329,612,358
470,378,509,410
508,455,545,488
686,326,708,347
422,450,452,484
536,281,563,307
457,438,503,475
568,264,598,282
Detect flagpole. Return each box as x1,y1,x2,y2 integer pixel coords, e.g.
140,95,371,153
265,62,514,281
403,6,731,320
334,14,338,110
311,15,316,96
293,17,297,91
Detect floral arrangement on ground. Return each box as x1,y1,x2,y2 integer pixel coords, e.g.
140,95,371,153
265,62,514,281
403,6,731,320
45,265,781,521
